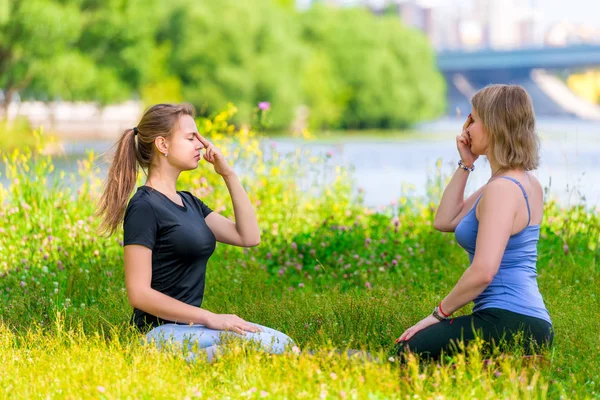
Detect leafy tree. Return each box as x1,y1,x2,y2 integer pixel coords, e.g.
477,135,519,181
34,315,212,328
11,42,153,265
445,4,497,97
0,0,87,114
157,0,307,128
0,0,162,116
299,5,446,129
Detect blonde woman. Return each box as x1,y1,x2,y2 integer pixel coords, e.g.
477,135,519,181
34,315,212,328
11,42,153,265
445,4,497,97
98,103,293,361
396,85,553,360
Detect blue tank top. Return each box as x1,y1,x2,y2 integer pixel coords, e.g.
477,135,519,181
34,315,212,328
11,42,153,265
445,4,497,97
455,176,551,324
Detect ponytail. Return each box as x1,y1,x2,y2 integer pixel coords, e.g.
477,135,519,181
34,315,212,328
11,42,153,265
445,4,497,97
97,128,139,236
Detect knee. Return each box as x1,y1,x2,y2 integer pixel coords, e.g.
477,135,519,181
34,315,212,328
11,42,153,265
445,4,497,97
257,331,295,354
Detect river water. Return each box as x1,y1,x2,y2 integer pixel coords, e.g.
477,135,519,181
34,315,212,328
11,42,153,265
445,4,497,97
2,117,599,208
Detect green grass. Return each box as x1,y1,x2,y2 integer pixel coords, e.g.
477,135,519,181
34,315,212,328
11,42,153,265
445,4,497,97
0,126,599,399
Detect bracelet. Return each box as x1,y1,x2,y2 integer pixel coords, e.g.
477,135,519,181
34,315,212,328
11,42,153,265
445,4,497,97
458,160,475,172
438,301,451,318
432,306,446,322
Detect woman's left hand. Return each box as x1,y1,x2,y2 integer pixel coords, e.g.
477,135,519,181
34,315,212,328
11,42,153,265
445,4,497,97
396,314,441,343
196,134,235,177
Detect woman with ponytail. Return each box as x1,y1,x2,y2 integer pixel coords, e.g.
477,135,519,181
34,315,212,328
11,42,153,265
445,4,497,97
97,103,293,361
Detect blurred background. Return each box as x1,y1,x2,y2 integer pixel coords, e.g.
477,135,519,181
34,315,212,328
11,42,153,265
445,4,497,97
1,0,599,206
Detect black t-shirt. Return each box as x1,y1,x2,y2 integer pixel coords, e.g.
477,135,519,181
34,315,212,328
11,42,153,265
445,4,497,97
123,186,216,331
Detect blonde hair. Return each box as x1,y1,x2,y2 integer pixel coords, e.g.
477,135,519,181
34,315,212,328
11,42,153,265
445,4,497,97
97,103,196,236
471,84,539,171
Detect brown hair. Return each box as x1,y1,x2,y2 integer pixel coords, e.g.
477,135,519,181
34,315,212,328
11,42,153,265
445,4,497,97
97,103,195,236
471,84,539,171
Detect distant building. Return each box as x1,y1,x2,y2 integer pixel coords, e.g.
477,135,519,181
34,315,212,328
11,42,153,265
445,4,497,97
297,0,600,51
545,21,600,47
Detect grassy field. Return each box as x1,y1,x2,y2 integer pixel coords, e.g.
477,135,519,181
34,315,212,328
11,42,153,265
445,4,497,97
0,115,599,399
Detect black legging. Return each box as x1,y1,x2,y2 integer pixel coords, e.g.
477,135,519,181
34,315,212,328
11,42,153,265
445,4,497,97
395,308,553,361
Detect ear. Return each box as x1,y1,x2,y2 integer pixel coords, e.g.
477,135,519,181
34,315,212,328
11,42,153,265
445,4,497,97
154,136,169,155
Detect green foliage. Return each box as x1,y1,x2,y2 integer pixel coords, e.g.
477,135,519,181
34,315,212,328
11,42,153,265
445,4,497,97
1,1,445,130
158,0,306,128
0,0,160,107
298,5,446,129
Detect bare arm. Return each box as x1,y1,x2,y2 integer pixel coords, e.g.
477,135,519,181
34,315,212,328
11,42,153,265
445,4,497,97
439,180,519,315
124,245,259,333
196,134,260,247
205,173,261,247
434,114,482,232
434,169,484,232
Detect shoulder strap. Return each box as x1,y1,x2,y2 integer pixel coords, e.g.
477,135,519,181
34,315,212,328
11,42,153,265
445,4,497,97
497,176,531,226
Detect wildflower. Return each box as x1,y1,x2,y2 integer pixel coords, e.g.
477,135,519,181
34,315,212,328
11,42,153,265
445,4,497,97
298,283,304,288
563,244,569,255
20,281,26,287
97,386,106,393
260,390,269,397
258,102,271,111
291,242,297,251
392,259,398,266
365,282,372,289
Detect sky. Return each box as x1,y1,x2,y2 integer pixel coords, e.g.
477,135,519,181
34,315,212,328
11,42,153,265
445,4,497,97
296,0,600,32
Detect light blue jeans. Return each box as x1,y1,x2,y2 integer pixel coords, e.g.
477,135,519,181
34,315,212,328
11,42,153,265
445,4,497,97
145,323,294,362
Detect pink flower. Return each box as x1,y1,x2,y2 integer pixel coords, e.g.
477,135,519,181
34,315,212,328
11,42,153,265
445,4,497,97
258,102,271,111
365,282,372,289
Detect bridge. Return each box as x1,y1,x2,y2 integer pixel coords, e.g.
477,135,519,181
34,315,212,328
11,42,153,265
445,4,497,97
436,45,600,119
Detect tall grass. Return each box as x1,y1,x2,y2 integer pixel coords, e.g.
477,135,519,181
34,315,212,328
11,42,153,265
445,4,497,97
0,108,598,399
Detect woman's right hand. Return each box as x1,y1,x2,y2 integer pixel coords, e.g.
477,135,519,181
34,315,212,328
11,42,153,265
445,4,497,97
206,313,262,335
456,114,478,167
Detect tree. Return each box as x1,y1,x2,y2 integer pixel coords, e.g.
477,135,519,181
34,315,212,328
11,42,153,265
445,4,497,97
0,0,87,114
0,0,162,116
157,0,307,128
299,5,446,129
